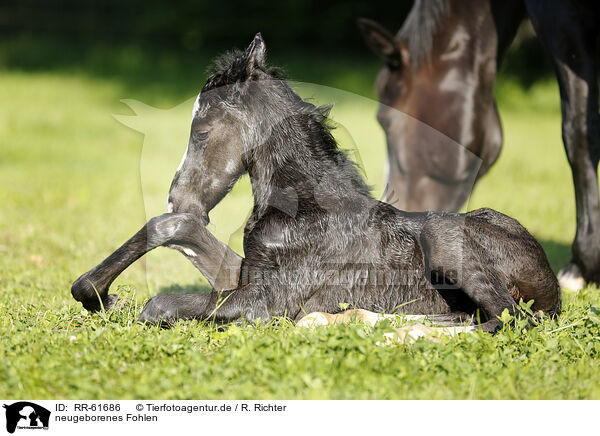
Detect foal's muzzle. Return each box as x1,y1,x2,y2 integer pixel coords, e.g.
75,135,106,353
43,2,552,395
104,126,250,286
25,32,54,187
166,197,209,225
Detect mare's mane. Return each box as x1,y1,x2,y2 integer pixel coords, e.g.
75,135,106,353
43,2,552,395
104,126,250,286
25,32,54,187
398,0,449,69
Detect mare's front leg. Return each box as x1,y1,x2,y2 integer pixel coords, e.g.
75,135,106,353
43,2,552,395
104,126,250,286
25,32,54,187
71,213,242,311
526,0,600,290
138,284,269,326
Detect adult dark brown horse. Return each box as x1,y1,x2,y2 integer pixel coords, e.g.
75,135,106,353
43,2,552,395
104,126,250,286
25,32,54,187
358,0,600,291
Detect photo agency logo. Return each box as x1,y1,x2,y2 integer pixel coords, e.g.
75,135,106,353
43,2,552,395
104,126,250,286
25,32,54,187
2,402,50,434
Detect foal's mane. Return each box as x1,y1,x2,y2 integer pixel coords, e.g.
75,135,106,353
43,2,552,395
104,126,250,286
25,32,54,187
398,0,449,69
203,49,285,92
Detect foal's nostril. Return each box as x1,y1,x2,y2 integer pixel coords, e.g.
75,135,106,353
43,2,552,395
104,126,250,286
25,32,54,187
201,212,209,226
166,193,181,213
166,196,208,224
166,195,177,213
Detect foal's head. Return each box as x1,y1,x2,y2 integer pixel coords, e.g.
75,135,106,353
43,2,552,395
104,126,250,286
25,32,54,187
167,33,285,223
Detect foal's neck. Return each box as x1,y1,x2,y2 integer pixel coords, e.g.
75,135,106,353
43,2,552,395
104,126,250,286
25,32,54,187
247,111,371,218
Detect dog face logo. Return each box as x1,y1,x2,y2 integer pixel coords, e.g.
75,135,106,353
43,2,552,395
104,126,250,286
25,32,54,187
2,402,50,433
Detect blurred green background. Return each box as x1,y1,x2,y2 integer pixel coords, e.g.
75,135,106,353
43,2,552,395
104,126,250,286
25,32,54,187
0,0,552,93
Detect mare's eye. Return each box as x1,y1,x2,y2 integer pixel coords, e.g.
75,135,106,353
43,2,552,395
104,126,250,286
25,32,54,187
378,116,391,130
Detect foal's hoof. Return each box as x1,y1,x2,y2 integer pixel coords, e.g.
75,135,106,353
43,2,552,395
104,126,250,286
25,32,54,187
138,295,176,327
102,294,119,311
558,263,586,292
71,276,116,312
82,294,118,312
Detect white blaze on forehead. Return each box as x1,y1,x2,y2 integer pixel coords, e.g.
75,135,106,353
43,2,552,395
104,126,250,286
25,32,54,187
192,93,202,117
177,92,201,175
167,144,189,213
438,67,475,147
176,145,189,173
440,25,469,62
168,95,197,214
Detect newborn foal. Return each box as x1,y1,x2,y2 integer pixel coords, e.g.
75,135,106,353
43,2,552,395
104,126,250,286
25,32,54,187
72,34,561,334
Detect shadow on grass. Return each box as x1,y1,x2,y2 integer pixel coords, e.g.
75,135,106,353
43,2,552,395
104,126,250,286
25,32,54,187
538,238,571,274
158,283,213,295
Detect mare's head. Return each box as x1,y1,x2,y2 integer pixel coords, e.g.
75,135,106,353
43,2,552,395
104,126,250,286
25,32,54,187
358,0,503,212
167,33,284,222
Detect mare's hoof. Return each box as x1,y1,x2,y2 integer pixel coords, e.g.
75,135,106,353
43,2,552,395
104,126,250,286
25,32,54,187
557,263,586,292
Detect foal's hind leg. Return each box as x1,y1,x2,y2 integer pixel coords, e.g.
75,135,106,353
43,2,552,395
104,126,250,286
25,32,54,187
420,220,517,333
526,0,600,290
71,213,242,311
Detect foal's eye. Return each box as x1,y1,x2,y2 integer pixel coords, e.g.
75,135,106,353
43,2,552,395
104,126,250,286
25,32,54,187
195,131,208,141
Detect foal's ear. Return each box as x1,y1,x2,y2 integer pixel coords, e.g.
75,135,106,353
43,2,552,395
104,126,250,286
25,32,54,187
357,18,407,69
245,32,267,73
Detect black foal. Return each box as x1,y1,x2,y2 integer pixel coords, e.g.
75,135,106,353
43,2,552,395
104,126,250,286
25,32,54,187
72,34,561,332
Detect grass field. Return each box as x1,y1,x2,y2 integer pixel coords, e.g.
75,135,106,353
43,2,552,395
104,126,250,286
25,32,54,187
1,42,599,399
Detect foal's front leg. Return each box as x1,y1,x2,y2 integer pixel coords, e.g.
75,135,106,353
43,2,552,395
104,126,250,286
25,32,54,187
71,213,242,311
138,284,269,326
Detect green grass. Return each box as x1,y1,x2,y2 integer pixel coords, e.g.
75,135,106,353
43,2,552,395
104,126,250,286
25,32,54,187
1,43,599,399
